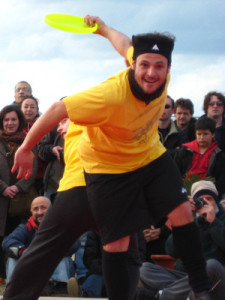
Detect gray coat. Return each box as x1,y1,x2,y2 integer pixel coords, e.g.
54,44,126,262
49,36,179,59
0,140,38,236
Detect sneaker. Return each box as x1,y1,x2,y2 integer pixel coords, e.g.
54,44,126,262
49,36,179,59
187,290,211,300
67,277,79,297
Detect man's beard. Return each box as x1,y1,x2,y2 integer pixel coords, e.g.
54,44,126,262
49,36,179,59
128,68,166,105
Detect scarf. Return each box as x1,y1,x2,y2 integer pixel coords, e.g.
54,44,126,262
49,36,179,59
0,130,26,184
128,68,166,105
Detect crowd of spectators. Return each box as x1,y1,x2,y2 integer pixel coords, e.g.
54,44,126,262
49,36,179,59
0,80,225,299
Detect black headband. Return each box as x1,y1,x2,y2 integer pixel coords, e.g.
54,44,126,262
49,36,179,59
132,34,174,65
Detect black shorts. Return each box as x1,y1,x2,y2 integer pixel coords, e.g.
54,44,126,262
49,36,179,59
85,151,188,244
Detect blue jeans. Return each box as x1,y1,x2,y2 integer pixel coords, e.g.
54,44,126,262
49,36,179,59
82,274,104,297
6,256,74,284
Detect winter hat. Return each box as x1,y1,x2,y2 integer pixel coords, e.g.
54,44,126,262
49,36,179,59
191,180,219,203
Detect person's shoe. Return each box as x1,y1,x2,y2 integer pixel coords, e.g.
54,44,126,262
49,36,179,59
136,286,158,300
187,290,211,300
67,277,79,297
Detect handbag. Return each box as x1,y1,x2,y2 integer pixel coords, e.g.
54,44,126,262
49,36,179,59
8,186,38,217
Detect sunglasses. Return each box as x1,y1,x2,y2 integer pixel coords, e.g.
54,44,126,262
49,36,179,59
165,104,171,109
208,101,223,107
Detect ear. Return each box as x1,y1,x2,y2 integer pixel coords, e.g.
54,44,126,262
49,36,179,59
167,65,171,73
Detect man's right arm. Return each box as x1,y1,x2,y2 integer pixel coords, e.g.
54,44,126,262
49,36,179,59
12,101,68,179
84,15,132,58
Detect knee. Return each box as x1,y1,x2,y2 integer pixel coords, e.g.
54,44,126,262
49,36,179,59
206,259,222,277
103,236,130,252
168,201,194,226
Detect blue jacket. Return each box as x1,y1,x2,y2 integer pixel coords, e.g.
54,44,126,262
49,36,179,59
2,216,80,258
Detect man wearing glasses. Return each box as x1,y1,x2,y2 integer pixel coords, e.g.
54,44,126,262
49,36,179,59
203,91,225,152
13,81,32,105
158,95,188,156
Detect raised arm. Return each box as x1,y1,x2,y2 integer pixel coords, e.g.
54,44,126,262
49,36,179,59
84,15,132,58
12,101,68,179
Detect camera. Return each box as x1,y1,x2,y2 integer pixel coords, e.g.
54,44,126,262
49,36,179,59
194,197,206,210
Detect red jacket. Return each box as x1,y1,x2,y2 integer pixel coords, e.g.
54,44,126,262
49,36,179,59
183,140,218,179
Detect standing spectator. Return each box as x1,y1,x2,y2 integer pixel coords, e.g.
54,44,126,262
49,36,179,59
38,126,65,202
21,96,46,195
0,105,37,284
13,81,32,106
174,98,197,141
158,95,188,156
203,91,225,152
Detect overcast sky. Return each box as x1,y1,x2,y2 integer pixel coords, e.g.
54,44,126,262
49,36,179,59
0,0,225,116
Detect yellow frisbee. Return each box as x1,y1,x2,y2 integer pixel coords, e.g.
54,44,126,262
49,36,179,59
45,13,98,33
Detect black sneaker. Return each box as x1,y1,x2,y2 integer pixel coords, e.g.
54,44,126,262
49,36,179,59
187,290,211,300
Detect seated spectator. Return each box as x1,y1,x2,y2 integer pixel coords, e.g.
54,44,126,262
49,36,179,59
142,221,171,262
174,98,197,141
67,233,89,297
202,91,225,153
158,95,188,156
138,180,225,300
0,105,38,283
68,232,144,298
82,231,106,298
2,196,79,295
21,96,46,195
12,81,32,106
174,116,225,199
67,231,106,298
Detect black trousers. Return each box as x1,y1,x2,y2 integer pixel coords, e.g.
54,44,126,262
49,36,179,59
3,187,97,300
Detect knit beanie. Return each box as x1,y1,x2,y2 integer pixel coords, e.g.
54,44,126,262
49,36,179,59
191,180,219,203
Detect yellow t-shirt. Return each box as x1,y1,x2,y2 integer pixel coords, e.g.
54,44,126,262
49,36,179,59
63,61,169,173
58,122,86,191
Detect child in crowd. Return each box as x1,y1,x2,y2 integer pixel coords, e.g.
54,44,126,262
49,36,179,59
174,116,225,199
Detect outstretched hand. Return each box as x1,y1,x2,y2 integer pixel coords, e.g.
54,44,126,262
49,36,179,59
12,146,35,179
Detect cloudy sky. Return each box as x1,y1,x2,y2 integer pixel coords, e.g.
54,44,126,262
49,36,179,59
0,0,225,116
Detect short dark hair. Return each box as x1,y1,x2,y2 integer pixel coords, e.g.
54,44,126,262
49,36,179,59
195,116,216,134
132,32,175,66
203,91,225,114
167,95,175,109
15,81,32,94
0,105,26,131
175,98,194,115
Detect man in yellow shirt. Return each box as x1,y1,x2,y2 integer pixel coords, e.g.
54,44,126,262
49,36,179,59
5,16,210,300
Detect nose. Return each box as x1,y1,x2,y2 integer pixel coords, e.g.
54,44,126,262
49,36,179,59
57,125,62,133
147,66,157,77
